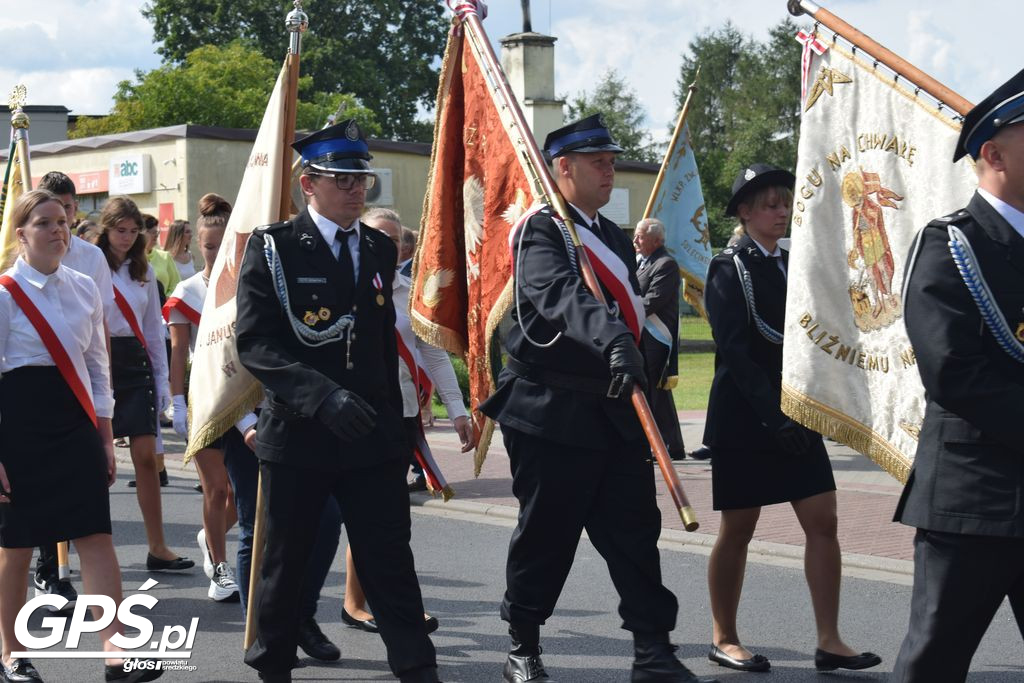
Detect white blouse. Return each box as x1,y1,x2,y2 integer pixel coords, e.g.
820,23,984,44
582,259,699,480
0,258,114,418
108,260,169,386
62,236,115,318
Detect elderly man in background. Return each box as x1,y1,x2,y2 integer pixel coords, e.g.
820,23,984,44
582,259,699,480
634,218,687,462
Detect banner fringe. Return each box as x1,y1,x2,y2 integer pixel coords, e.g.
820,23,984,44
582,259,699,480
781,384,910,484
185,384,263,463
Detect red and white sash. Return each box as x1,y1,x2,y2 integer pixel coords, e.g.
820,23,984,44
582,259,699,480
0,272,97,426
162,274,205,326
394,307,452,498
508,207,644,340
111,270,147,348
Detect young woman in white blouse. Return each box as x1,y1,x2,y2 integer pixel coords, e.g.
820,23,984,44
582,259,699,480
165,193,241,602
91,196,193,573
0,190,163,682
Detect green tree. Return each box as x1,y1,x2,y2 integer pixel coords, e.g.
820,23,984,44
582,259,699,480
675,18,804,246
140,0,448,141
71,42,380,139
565,69,660,163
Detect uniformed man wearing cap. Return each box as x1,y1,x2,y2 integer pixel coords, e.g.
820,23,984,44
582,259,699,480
480,114,717,683
892,69,1024,682
235,120,439,683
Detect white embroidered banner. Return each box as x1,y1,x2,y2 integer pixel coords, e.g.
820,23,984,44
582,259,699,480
782,41,976,482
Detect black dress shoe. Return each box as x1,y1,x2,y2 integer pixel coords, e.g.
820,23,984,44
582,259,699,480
297,617,340,661
633,634,719,683
503,652,550,682
145,554,195,572
424,614,439,634
1,658,43,682
258,672,291,683
814,649,881,671
688,446,713,460
408,475,428,492
104,659,164,681
708,645,770,672
341,607,379,633
669,451,687,461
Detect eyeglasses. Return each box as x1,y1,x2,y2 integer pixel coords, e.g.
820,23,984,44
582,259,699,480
309,173,377,192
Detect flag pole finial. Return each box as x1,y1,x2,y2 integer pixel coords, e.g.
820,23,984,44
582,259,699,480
8,85,28,129
285,1,308,55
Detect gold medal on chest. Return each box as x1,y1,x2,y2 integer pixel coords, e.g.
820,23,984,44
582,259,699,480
376,293,385,306
318,307,331,320
303,311,318,326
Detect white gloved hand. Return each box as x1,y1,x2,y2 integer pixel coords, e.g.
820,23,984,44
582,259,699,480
172,395,187,436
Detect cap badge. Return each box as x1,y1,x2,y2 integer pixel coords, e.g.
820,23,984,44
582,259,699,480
744,168,756,181
345,120,360,141
597,114,607,128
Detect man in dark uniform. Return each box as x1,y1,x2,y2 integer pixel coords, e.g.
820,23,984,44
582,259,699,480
892,69,1024,682
634,217,687,461
480,114,716,683
235,120,439,683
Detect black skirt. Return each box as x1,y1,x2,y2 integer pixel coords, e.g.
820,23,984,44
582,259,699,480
0,367,112,548
110,336,157,438
710,435,836,511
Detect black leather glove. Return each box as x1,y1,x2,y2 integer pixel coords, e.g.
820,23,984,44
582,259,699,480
315,389,377,441
775,418,811,455
605,333,647,397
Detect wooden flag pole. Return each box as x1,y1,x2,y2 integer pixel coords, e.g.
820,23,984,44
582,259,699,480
452,1,699,531
642,68,700,220
243,0,307,653
787,0,972,116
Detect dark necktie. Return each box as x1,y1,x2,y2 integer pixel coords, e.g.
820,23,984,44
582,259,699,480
336,228,356,284
765,255,787,285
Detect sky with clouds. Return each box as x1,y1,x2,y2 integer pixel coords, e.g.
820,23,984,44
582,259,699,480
0,1,1019,142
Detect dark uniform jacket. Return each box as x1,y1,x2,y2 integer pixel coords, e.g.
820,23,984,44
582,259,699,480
637,245,680,383
702,235,802,449
235,208,407,472
894,192,1024,537
480,204,646,448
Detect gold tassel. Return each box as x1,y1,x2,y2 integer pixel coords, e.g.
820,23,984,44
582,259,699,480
781,384,911,483
184,384,264,464
440,485,455,502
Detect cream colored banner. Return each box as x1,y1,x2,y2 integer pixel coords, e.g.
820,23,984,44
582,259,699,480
185,60,291,460
783,43,976,482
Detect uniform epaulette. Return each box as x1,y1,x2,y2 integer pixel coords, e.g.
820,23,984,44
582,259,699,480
255,220,292,234
927,210,969,227
720,247,735,256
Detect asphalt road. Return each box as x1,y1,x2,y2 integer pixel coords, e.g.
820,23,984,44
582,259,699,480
12,469,1024,682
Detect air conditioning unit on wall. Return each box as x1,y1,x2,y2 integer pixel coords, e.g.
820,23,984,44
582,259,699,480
366,168,394,206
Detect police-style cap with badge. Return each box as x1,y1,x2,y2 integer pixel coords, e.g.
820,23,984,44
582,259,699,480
725,163,796,217
543,113,624,159
293,118,376,174
954,68,1024,162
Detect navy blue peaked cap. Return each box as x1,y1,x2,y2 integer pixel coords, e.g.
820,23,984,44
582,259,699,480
955,68,1024,162
543,114,624,158
292,119,373,173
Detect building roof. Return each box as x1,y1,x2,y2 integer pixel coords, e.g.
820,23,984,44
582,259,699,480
0,123,657,171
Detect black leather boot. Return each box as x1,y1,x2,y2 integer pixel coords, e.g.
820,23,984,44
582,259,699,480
503,624,551,682
632,632,719,683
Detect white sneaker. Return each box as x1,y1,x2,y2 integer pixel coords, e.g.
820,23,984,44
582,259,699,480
208,562,240,602
197,527,214,579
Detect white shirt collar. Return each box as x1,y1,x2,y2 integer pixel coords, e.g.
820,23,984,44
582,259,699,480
749,237,782,258
308,205,360,245
569,202,599,229
978,188,1024,239
14,256,63,289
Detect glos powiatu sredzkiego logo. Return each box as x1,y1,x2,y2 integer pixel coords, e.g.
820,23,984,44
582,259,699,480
11,578,198,671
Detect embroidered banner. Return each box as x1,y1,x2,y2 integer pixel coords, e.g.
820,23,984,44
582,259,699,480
185,58,294,458
782,40,976,481
410,19,538,474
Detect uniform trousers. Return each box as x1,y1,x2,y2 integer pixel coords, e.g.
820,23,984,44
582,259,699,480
244,457,436,679
892,529,1024,682
500,426,678,633
221,427,340,619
